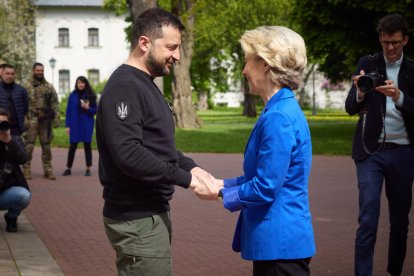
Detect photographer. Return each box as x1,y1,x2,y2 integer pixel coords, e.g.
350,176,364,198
345,14,414,276
0,108,31,232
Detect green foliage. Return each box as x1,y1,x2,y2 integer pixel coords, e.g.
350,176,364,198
103,0,128,15
0,0,36,80
292,0,414,81
59,94,69,120
191,0,292,94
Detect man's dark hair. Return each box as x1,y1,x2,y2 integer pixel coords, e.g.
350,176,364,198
376,13,409,36
131,7,185,49
0,107,10,120
33,62,44,70
1,64,14,70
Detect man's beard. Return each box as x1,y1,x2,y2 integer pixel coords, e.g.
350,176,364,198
146,49,171,77
34,74,45,81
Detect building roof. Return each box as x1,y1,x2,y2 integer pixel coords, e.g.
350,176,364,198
36,0,103,7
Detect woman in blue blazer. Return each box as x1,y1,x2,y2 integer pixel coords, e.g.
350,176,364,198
62,76,97,176
204,26,316,275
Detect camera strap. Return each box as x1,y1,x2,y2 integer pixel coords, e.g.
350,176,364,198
361,104,386,154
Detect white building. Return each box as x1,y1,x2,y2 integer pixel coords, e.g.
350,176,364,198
36,0,130,97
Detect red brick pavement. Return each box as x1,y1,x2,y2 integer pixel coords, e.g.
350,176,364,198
23,148,414,276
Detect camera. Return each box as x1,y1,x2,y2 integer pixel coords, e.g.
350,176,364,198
0,120,10,132
357,72,386,94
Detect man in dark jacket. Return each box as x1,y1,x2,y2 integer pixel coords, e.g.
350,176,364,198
0,64,29,136
345,13,414,276
0,108,31,232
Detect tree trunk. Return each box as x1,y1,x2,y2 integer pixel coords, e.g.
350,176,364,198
242,78,257,117
171,1,200,128
197,90,208,111
297,63,316,108
127,0,156,23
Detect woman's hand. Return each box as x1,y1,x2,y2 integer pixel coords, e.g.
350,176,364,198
80,99,90,110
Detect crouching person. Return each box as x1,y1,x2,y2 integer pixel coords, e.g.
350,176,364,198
0,108,31,232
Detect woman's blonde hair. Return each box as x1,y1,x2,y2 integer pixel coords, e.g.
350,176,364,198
240,26,307,90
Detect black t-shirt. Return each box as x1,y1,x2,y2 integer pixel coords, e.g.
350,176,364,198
96,64,197,220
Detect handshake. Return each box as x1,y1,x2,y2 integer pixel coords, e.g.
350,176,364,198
189,167,224,201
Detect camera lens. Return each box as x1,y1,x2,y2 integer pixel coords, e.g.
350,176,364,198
0,121,10,132
357,75,375,94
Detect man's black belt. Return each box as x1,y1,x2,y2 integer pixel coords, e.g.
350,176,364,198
378,142,406,149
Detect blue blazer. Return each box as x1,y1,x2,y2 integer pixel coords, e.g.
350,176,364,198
65,90,97,143
222,87,316,261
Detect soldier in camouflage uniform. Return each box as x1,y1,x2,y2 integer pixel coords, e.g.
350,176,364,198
22,63,59,180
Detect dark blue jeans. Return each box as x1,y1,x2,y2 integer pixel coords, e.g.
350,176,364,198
0,186,31,218
355,146,414,276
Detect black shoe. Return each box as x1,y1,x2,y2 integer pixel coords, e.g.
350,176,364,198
85,169,91,176
62,169,71,176
4,213,18,233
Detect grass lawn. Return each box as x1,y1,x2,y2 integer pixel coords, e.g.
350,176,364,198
50,108,358,155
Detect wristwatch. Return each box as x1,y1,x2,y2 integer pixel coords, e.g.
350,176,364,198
218,189,223,202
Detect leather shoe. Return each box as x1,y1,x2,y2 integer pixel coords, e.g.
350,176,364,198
62,169,71,176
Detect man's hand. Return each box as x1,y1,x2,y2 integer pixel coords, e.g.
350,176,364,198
190,167,222,200
375,80,401,101
353,70,366,100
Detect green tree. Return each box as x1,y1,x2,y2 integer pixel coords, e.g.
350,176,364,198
292,0,414,82
192,0,292,116
0,0,36,81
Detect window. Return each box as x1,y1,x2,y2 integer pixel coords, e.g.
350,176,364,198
88,28,99,47
58,28,69,47
59,70,70,95
88,69,100,87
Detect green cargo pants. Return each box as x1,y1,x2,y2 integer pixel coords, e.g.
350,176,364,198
104,212,173,276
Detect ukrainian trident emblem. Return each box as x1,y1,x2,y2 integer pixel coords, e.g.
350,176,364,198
116,102,128,120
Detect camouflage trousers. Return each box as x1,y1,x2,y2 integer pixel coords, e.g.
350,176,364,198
22,118,54,174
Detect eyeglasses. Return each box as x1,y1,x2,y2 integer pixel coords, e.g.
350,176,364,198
381,40,403,47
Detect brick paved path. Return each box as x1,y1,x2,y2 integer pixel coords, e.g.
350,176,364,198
24,148,414,275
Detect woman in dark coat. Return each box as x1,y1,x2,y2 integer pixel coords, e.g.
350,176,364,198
62,76,97,176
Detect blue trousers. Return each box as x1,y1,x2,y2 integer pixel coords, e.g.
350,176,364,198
0,186,31,218
355,146,414,276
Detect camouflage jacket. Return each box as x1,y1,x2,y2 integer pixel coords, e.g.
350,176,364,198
23,78,59,125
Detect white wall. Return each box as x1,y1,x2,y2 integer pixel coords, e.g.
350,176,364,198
36,7,130,96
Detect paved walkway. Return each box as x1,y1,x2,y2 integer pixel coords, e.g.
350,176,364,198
1,148,413,275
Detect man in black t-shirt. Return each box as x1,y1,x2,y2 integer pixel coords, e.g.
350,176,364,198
96,7,214,276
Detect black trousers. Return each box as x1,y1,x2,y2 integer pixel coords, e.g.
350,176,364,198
253,258,311,276
66,142,92,168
